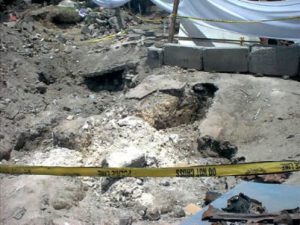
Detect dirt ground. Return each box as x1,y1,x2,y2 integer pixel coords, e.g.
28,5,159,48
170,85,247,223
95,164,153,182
0,2,300,225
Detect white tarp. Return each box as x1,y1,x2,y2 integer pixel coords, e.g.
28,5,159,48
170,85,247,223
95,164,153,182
93,0,300,40
92,0,130,8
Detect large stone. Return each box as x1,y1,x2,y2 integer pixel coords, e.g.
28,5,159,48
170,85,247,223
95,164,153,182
52,7,82,24
163,44,203,70
203,47,249,73
58,0,78,8
52,118,91,151
104,146,145,168
126,75,186,99
101,146,146,192
146,46,163,69
249,46,300,77
144,207,161,221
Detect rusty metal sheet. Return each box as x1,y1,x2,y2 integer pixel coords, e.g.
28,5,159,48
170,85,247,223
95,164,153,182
180,181,300,225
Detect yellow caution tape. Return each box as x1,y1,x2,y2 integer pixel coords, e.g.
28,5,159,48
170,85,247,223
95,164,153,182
136,15,163,24
79,30,128,44
174,14,300,24
0,161,299,177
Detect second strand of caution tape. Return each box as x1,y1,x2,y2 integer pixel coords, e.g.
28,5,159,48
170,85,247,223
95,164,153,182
0,161,299,177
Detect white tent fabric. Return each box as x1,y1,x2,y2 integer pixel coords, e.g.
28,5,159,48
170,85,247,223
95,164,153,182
92,0,130,8
93,0,300,40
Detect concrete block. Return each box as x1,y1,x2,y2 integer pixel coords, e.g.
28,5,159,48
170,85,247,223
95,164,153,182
146,46,163,69
249,46,300,77
203,47,249,73
163,44,203,70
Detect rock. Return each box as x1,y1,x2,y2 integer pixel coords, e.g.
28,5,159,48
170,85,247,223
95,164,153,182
136,205,147,217
30,148,83,166
172,206,186,218
137,193,155,208
119,216,132,225
184,203,201,216
36,84,47,94
197,135,238,159
52,7,82,24
127,33,141,41
52,117,91,150
52,218,83,225
204,191,222,205
4,21,17,28
105,146,146,168
95,18,107,26
14,128,43,151
58,0,78,8
81,25,91,35
101,177,116,193
0,140,12,160
21,21,35,32
101,146,146,193
100,146,145,192
88,23,95,31
51,179,86,210
144,30,155,37
66,115,74,120
159,180,170,186
126,75,186,99
144,207,161,221
160,204,172,214
243,173,289,184
12,207,26,220
52,198,72,210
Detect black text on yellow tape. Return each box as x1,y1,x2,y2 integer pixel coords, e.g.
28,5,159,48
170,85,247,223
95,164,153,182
0,161,299,178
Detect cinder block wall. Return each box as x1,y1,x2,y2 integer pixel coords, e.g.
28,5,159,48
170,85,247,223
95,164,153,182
147,44,300,78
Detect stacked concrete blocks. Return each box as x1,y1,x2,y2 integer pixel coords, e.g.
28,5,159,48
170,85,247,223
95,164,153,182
203,47,249,73
155,43,300,78
249,46,300,77
146,46,164,69
163,43,204,70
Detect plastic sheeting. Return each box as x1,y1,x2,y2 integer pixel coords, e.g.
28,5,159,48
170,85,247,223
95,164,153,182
92,0,130,8
181,181,300,225
93,0,300,40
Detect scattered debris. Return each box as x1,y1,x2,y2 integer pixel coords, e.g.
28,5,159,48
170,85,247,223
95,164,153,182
197,135,238,160
0,1,299,225
203,205,300,224
12,207,26,220
242,173,290,184
184,203,202,216
223,193,265,214
204,191,222,205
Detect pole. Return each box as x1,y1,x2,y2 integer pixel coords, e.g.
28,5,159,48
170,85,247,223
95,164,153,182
168,0,180,43
115,7,124,31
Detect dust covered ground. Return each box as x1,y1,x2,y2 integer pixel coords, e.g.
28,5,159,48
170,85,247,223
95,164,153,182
0,1,300,225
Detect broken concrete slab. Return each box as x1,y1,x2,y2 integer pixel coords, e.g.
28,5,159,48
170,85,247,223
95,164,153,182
249,46,300,77
203,47,249,73
146,46,163,69
125,75,186,99
163,44,203,70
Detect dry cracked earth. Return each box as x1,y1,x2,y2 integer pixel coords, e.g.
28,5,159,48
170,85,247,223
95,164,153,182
0,2,300,225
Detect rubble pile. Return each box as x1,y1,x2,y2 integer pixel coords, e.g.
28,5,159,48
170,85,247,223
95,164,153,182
1,0,300,225
81,9,139,40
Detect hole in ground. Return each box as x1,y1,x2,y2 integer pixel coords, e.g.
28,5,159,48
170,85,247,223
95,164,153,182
137,83,218,130
84,69,125,92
